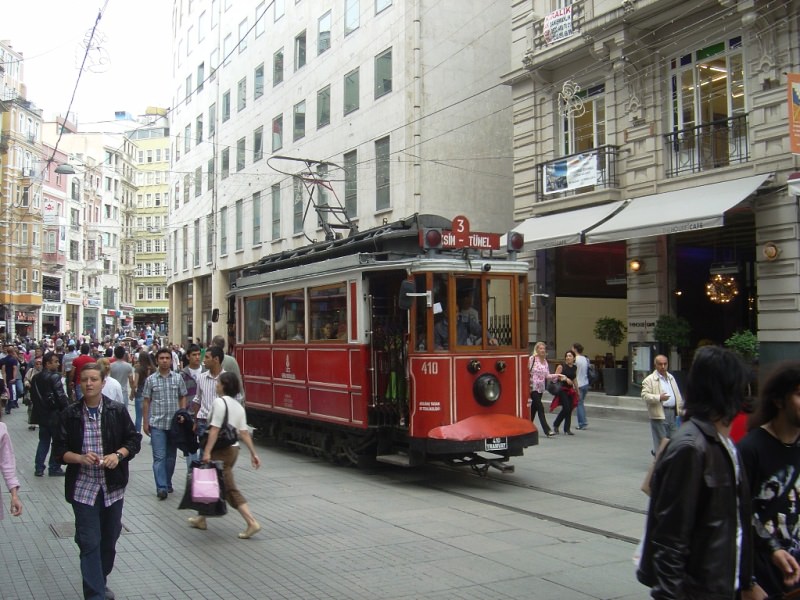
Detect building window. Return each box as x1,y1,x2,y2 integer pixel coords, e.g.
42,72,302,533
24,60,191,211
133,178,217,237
196,114,204,144
253,126,263,162
235,199,244,250
236,137,246,171
293,177,304,234
345,0,359,35
194,219,201,266
208,158,215,190
274,0,284,21
273,48,284,85
255,2,266,37
272,114,283,151
343,149,357,217
222,90,231,122
223,33,232,66
376,0,391,14
209,102,216,137
183,174,191,204
271,183,281,239
238,18,248,52
184,124,191,153
219,206,228,255
317,85,330,128
237,77,246,111
344,68,359,114
375,48,392,98
252,191,261,245
561,84,605,155
318,11,331,55
254,63,264,99
185,74,193,101
294,31,306,71
194,167,202,197
196,62,205,92
293,100,306,141
221,148,230,179
182,225,189,269
206,214,214,263
316,164,329,226
375,136,390,210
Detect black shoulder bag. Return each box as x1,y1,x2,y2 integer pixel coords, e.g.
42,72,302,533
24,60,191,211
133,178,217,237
200,397,238,451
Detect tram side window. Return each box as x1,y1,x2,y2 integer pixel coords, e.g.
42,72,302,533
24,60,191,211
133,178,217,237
432,273,449,350
310,283,347,340
486,277,513,346
413,274,427,351
273,289,305,341
244,296,271,342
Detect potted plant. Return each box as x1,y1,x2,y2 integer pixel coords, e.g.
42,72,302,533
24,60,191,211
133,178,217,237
593,316,627,395
725,329,759,395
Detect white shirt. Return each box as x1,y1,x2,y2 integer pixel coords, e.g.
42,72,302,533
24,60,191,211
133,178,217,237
208,395,247,446
658,372,676,408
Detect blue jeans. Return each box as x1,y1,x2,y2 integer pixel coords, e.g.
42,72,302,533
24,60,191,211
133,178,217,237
134,391,143,433
576,384,589,428
150,427,177,493
35,421,61,474
72,491,124,600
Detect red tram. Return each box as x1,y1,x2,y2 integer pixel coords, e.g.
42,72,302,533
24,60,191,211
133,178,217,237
232,214,536,473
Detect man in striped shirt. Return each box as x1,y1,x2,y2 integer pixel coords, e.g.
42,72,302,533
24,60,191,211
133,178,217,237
186,346,224,466
142,347,188,500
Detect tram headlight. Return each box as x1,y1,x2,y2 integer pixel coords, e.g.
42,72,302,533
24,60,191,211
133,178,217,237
473,373,501,406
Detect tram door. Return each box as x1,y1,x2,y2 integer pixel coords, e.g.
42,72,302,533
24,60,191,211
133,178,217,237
366,271,409,428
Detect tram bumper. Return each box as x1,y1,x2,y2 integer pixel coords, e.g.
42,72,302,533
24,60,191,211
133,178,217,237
423,414,538,457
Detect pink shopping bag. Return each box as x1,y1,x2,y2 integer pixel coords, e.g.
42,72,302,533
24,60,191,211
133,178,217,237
191,464,221,504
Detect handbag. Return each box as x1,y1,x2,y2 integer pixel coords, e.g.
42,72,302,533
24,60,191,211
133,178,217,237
546,380,561,396
192,463,221,503
199,396,238,451
179,460,227,516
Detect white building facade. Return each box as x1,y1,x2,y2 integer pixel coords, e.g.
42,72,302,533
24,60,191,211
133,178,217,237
168,0,515,344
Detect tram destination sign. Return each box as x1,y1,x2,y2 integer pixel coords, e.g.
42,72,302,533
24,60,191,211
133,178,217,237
439,216,501,250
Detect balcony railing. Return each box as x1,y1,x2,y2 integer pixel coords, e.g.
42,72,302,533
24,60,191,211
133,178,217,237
535,145,620,202
42,289,62,302
664,114,749,178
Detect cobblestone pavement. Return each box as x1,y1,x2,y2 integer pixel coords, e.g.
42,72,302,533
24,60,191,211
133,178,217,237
0,402,652,600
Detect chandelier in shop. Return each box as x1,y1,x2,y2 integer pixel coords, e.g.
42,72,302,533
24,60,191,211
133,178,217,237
705,273,739,304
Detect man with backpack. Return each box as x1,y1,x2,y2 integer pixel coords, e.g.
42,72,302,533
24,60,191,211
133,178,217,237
30,351,70,477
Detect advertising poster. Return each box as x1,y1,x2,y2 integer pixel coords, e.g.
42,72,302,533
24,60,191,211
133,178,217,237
790,73,800,155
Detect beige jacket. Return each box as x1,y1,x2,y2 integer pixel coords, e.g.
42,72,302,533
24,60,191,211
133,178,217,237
641,370,683,420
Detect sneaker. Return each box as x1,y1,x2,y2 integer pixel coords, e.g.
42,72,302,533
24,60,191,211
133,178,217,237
545,431,556,438
187,516,207,530
157,490,168,500
577,425,588,430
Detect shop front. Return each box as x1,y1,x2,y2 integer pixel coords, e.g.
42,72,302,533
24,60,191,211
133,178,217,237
41,302,63,336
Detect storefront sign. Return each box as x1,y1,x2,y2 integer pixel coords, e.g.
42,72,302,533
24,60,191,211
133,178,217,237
628,318,656,334
543,6,573,45
135,307,169,314
42,199,60,225
87,298,101,307
105,317,114,325
15,311,36,323
42,302,62,314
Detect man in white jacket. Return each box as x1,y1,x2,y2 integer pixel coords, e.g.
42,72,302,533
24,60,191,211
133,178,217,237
641,354,684,455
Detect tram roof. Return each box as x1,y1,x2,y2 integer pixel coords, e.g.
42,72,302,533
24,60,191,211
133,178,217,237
241,213,454,277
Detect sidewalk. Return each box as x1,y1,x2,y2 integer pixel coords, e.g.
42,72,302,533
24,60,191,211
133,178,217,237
0,402,650,600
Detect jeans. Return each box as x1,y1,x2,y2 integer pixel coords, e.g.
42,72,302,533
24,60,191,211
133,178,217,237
134,391,143,433
650,409,679,454
72,491,124,600
576,385,589,428
150,427,177,493
34,421,61,474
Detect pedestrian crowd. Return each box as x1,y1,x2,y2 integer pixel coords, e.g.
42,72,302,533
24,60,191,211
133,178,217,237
0,332,255,600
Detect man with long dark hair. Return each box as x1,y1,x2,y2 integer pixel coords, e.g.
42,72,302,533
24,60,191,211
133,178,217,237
738,361,800,597
637,346,766,599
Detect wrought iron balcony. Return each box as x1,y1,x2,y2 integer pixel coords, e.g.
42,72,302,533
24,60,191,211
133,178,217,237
664,114,749,178
42,289,62,302
535,145,620,202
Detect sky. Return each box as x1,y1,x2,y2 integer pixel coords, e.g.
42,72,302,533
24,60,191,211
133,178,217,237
1,0,173,126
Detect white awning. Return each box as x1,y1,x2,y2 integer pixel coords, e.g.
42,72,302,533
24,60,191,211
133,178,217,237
507,201,625,250
585,174,770,245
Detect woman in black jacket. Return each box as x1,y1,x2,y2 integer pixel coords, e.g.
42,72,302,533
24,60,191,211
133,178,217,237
53,363,141,600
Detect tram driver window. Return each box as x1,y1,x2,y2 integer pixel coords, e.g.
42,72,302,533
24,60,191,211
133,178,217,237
309,283,347,341
244,296,271,342
454,278,498,347
486,277,513,346
273,289,305,341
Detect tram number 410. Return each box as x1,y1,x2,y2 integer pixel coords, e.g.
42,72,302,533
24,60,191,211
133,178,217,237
420,361,439,375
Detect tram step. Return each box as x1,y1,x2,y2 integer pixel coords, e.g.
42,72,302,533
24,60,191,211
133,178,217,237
376,453,411,467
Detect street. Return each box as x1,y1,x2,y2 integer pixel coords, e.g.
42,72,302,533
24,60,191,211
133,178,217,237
0,405,652,599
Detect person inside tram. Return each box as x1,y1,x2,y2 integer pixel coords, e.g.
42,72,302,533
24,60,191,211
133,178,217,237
318,322,336,340
433,304,448,350
455,291,483,345
290,323,305,341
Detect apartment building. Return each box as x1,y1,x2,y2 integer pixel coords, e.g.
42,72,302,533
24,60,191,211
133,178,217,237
168,0,514,344
0,40,45,340
505,0,799,371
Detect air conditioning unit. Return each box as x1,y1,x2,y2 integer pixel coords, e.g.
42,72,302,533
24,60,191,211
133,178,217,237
22,167,32,177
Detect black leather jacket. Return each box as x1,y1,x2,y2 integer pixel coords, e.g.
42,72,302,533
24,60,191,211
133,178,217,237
30,368,69,426
52,397,142,504
637,418,754,599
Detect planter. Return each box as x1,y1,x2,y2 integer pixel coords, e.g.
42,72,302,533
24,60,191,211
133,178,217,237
602,368,628,396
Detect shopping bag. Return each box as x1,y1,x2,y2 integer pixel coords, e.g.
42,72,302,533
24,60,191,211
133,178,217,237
192,464,221,503
179,461,227,516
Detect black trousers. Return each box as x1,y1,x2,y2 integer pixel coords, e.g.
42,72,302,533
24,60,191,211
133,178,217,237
530,390,551,435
